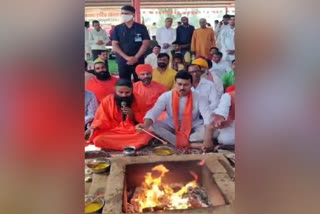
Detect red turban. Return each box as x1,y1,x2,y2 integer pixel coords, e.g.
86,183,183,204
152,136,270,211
136,64,153,75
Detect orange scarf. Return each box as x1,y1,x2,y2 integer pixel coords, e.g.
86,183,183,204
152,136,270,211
172,90,193,149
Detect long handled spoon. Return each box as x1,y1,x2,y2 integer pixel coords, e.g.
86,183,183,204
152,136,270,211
141,129,168,145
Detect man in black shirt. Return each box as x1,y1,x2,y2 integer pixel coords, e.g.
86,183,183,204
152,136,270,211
176,16,195,58
111,5,150,82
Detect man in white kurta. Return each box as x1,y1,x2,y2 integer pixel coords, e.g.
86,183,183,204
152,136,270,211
210,51,232,78
212,92,235,145
219,15,235,63
156,18,176,54
188,64,220,112
144,45,161,68
85,21,91,60
89,20,109,60
136,71,214,151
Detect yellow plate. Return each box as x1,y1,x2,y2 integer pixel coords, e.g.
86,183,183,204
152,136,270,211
152,146,174,156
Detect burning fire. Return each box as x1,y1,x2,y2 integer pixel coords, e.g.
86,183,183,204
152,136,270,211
130,164,199,212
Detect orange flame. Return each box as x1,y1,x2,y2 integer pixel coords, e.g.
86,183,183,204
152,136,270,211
198,160,206,166
131,164,199,212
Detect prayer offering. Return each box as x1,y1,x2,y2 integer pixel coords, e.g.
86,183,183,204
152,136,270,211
85,202,103,213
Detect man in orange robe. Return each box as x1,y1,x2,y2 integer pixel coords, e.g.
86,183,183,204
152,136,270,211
85,62,118,103
133,64,167,123
87,79,152,150
191,18,216,58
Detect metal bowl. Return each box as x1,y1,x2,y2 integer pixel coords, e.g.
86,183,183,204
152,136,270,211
85,195,105,213
123,146,136,156
152,146,175,156
86,158,111,174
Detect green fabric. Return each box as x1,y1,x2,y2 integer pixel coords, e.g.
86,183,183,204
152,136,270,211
221,70,235,89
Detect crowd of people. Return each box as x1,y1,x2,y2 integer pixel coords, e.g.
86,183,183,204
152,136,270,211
84,5,235,152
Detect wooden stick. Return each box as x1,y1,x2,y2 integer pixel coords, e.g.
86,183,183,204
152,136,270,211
141,129,168,145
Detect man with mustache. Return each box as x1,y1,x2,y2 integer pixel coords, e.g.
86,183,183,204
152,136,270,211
152,53,177,90
136,71,214,152
85,62,118,103
133,64,167,123
86,79,152,150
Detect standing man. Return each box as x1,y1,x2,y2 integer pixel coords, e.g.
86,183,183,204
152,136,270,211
216,14,231,49
111,5,150,82
191,18,216,58
175,16,194,62
85,21,91,60
220,15,235,64
156,17,176,54
148,22,158,38
89,20,109,61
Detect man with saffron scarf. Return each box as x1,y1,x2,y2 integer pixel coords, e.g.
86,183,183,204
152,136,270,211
133,64,167,123
85,62,119,103
136,71,214,151
87,79,152,150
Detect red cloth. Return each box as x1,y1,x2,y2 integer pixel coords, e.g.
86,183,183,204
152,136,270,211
133,81,167,123
135,64,153,75
172,90,193,149
90,94,152,150
85,76,119,103
225,84,235,93
221,90,235,128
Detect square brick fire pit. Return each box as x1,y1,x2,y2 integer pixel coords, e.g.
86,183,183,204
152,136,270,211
103,154,235,214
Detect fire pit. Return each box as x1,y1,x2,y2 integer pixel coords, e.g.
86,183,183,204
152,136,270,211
103,154,234,214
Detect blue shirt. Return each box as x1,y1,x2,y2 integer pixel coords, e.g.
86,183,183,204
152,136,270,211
176,24,195,45
111,22,150,64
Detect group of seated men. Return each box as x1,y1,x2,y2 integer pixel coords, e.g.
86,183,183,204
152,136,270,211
85,48,235,152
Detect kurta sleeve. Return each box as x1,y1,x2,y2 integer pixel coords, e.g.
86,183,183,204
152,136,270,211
210,29,216,47
144,93,168,123
169,28,177,44
102,30,109,44
198,94,212,125
89,31,96,46
156,28,163,47
214,93,231,119
191,31,196,52
208,84,220,112
91,97,113,130
85,94,98,125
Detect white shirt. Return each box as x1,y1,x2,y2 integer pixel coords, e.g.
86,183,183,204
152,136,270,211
210,60,232,78
191,78,220,112
156,27,176,53
220,25,235,61
215,24,228,49
85,27,91,54
214,93,231,120
211,73,224,98
89,28,109,50
144,53,158,68
85,90,98,125
145,90,212,128
149,25,158,37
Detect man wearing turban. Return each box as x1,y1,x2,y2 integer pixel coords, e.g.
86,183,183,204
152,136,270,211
86,79,152,150
133,64,167,123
